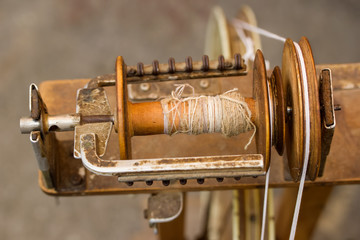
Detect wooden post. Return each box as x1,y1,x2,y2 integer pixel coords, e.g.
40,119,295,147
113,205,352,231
276,186,333,240
158,193,187,240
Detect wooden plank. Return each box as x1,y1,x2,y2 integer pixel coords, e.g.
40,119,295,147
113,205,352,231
276,186,333,240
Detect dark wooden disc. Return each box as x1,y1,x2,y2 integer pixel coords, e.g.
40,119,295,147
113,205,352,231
253,50,271,171
282,39,304,181
299,37,321,181
270,66,285,156
116,56,132,159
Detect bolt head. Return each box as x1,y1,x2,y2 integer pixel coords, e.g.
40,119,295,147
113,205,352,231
200,80,209,89
140,83,150,92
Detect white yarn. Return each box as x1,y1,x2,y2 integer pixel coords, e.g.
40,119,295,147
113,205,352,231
232,19,278,68
232,19,311,240
289,42,311,240
161,84,256,150
260,74,274,240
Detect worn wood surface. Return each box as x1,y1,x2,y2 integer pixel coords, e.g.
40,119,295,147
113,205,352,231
38,63,360,195
276,186,333,240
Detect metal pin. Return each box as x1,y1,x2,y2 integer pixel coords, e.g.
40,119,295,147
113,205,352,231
185,56,193,72
287,106,293,115
137,62,144,76
152,60,160,75
168,57,176,73
218,55,225,71
201,55,209,71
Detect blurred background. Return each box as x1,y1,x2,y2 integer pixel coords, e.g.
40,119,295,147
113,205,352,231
1,0,359,239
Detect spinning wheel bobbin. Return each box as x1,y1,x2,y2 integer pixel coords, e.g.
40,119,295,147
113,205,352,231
114,50,286,177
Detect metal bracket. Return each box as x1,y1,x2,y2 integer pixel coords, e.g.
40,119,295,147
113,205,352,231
318,68,336,176
30,131,53,188
144,192,183,233
79,133,265,182
73,88,113,158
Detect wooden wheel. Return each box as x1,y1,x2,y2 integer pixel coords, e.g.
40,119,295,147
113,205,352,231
282,39,304,181
282,38,321,181
253,50,271,171
270,66,285,156
298,37,321,181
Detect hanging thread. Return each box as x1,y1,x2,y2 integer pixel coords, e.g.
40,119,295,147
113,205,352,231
161,84,256,149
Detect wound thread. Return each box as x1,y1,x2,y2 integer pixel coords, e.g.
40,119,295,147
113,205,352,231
161,84,256,149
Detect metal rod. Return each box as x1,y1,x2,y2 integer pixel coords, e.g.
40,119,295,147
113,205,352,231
30,131,53,189
86,54,246,87
20,114,114,134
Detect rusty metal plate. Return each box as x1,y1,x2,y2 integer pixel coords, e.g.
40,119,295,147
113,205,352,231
74,88,112,158
128,78,221,102
282,39,304,182
318,69,336,176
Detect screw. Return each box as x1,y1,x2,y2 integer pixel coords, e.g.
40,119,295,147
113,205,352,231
70,174,83,186
287,106,293,115
334,104,341,111
234,177,241,181
200,79,209,89
140,83,150,92
216,178,224,182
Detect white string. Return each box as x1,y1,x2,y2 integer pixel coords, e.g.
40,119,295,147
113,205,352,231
232,19,311,240
232,19,285,68
289,42,311,240
260,77,274,240
261,166,271,240
232,19,286,43
232,20,255,65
